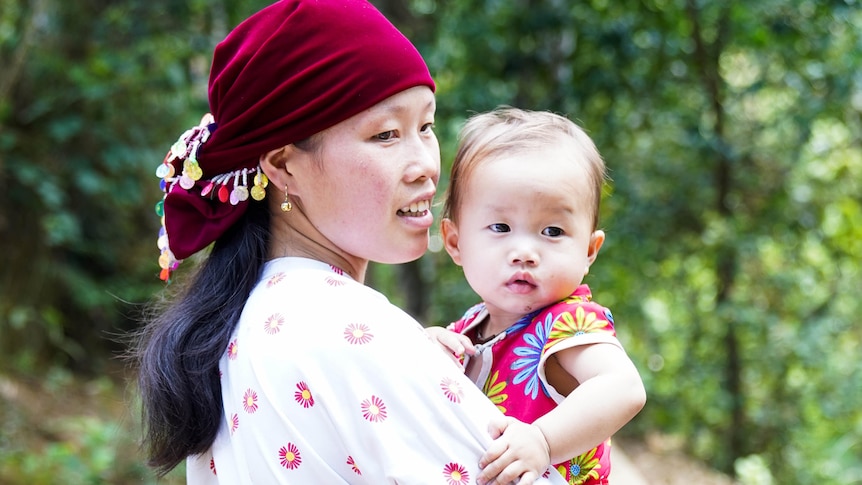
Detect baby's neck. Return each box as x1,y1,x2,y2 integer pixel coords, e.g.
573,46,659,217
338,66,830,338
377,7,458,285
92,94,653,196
479,313,524,341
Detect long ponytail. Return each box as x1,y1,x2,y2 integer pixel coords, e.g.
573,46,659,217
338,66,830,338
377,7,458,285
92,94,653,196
135,201,270,476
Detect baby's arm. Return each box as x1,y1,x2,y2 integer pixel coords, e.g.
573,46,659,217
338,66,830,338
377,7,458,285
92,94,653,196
477,343,645,482
425,326,477,366
534,342,646,463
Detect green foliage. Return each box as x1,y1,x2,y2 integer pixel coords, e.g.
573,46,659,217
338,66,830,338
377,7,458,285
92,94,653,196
0,368,184,484
0,0,271,371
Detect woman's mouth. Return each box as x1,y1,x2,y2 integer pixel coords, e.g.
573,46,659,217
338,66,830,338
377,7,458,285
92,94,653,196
397,199,431,217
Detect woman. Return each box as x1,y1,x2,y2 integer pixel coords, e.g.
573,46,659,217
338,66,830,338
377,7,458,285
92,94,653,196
136,1,565,483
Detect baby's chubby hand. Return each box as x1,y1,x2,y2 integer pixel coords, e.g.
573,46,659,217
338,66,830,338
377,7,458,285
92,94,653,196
424,326,476,367
477,416,551,485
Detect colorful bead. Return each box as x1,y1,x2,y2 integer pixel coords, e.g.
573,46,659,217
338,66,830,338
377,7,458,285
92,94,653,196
170,140,187,159
230,186,249,205
158,252,172,270
156,164,171,178
251,185,266,201
184,159,203,181
179,174,195,190
251,170,268,201
254,172,269,188
154,114,273,282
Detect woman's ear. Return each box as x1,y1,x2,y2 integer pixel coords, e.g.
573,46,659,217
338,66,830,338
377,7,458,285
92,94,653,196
258,145,290,193
441,218,463,266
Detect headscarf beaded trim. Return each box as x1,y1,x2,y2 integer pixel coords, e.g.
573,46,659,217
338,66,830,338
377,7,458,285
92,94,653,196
154,114,270,281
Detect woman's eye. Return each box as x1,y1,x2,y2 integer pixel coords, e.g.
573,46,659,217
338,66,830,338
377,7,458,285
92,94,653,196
543,227,564,237
375,130,396,141
489,223,510,233
421,122,435,133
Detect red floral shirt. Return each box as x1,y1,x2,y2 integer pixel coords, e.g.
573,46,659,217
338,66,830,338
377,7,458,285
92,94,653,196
450,285,621,485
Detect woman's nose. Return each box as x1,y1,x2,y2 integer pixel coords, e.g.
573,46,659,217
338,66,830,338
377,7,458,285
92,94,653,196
405,132,441,184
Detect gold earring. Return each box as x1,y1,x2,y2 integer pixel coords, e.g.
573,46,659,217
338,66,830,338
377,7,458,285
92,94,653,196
280,185,292,212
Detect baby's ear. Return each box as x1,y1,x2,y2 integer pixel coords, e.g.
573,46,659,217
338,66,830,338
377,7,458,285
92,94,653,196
440,218,464,266
587,229,605,265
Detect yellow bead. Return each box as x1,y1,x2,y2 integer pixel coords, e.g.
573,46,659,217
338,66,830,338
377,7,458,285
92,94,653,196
184,160,203,181
158,252,171,269
251,185,266,201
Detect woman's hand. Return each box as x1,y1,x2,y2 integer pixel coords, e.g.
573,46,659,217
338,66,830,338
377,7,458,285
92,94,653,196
477,416,551,485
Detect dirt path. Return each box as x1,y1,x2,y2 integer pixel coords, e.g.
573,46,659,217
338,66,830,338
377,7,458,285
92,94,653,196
612,437,737,485
609,444,651,485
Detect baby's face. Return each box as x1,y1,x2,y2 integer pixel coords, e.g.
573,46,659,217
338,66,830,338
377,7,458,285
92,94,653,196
443,148,603,322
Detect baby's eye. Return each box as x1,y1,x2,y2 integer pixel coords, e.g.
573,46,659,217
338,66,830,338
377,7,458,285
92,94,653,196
374,130,397,141
489,223,510,233
542,227,564,237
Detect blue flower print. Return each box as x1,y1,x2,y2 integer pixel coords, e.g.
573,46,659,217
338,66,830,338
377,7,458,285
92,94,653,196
510,312,554,399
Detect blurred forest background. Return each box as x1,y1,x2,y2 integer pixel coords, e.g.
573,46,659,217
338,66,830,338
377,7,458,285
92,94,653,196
1,0,860,483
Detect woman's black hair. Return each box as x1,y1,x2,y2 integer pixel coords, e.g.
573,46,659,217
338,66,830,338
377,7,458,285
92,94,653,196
134,200,270,476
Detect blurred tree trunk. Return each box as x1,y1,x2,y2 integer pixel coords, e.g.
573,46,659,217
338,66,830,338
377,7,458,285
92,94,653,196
686,0,744,469
0,0,53,372
397,259,428,323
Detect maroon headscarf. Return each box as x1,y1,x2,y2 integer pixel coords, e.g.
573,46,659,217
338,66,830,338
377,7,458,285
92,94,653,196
157,0,435,275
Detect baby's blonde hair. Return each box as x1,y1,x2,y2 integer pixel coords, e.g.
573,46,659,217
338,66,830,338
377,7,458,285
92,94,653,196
442,107,607,230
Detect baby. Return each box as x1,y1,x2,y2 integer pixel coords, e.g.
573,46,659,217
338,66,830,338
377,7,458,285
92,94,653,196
428,107,646,484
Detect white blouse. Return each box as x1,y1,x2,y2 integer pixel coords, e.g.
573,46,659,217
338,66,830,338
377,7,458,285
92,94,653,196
186,257,565,484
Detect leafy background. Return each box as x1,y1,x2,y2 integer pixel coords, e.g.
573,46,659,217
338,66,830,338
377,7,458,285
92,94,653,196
1,0,860,483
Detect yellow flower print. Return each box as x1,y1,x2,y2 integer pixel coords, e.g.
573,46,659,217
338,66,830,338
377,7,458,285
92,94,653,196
548,306,610,342
557,446,601,484
562,293,589,305
482,370,508,414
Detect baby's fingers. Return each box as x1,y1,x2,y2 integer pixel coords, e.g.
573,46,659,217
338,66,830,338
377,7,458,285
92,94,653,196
441,332,475,357
478,453,530,485
513,470,540,485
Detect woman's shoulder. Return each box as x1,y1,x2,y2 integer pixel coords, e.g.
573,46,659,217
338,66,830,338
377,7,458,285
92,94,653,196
254,257,388,307
237,257,420,354
258,257,359,288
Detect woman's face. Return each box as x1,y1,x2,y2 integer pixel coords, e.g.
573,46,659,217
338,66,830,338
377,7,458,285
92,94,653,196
293,86,440,265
